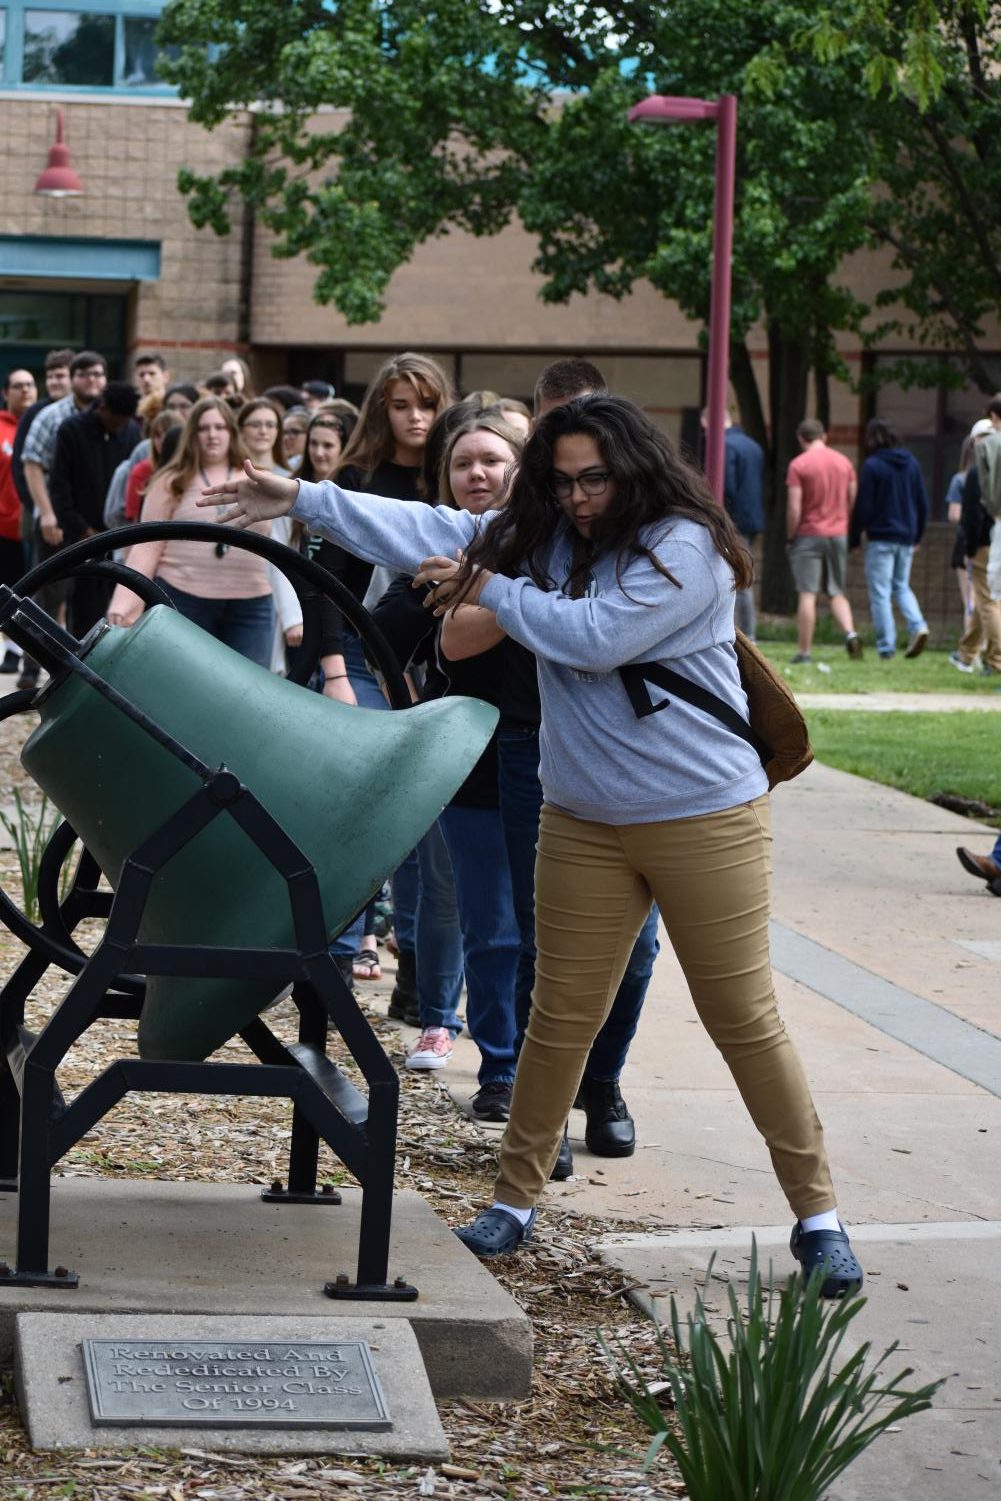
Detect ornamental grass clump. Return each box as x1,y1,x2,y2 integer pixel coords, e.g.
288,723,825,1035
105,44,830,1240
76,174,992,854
601,1241,942,1499
0,790,67,925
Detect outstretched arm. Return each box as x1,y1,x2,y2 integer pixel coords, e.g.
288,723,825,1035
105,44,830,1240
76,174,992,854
200,463,486,576
199,460,299,524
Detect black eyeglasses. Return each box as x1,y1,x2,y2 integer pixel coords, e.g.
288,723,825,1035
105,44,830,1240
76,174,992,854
551,470,610,499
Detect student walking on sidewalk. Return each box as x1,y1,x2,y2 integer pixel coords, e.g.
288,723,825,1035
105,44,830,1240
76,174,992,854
200,395,865,1299
850,418,930,660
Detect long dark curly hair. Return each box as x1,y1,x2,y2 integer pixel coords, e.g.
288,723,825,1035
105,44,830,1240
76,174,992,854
453,394,752,598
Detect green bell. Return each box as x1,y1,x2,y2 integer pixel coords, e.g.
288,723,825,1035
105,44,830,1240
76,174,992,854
20,606,497,1062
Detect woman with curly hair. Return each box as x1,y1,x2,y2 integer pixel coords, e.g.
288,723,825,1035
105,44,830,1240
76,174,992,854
201,394,864,1298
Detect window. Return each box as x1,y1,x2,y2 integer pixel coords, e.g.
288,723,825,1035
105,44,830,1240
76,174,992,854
0,289,127,377
2,2,176,92
24,10,115,86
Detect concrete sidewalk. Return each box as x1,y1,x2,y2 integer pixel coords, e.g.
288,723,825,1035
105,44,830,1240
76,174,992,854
796,690,1001,711
430,762,1000,1497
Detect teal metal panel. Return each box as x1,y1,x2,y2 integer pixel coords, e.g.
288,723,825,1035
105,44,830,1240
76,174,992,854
0,236,161,280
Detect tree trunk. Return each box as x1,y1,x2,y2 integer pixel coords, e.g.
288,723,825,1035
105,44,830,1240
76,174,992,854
815,363,831,433
729,339,767,450
760,321,811,614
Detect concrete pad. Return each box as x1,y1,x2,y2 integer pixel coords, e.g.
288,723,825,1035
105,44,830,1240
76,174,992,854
597,1224,1001,1500
15,1313,448,1458
0,1181,531,1400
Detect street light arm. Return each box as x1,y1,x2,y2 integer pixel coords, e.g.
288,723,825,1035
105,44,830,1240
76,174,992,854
628,95,720,124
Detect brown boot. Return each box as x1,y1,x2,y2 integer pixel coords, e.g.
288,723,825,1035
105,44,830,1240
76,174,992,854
956,847,1001,882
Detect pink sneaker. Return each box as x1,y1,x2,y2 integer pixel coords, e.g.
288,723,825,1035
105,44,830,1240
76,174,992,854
405,1027,453,1071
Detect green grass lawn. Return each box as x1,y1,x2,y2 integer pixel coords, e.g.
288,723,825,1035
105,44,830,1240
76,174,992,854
759,640,1001,696
803,709,1001,824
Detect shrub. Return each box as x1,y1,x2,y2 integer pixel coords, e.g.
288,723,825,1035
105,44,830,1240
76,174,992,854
601,1241,942,1499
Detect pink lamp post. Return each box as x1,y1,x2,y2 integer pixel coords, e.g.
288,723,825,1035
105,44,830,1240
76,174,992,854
628,93,737,505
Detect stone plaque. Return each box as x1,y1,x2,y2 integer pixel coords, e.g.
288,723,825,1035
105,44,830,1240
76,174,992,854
81,1338,391,1430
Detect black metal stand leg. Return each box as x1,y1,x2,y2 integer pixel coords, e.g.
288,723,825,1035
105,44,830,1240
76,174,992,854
356,1078,398,1288
0,950,47,1187
4,1066,76,1287
324,1074,416,1302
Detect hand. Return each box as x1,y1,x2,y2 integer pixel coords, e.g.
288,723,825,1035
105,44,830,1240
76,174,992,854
196,459,299,526
322,675,358,706
40,517,63,547
284,623,304,647
413,553,492,614
107,608,139,628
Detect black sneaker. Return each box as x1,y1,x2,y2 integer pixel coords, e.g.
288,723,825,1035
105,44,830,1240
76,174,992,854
16,667,39,691
387,949,419,1026
0,649,19,674
845,632,863,660
470,1082,512,1122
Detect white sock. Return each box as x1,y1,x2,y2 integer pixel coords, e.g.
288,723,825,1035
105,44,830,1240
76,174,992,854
800,1209,842,1234
492,1200,534,1227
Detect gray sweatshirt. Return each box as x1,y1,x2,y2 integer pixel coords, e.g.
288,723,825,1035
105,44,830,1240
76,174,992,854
293,480,768,824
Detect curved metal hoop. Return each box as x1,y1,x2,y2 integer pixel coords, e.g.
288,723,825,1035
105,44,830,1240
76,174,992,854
15,520,411,705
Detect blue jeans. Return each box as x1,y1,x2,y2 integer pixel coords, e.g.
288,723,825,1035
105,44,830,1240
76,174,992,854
329,629,416,957
411,822,465,1035
340,628,389,710
863,541,927,656
439,803,519,1086
993,832,1001,867
158,583,274,668
498,727,660,1080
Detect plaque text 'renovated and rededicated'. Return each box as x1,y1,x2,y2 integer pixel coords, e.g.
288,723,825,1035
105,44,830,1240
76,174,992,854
82,1338,392,1429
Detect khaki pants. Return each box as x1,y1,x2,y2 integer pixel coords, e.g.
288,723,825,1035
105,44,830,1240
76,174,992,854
957,547,1001,671
495,798,835,1218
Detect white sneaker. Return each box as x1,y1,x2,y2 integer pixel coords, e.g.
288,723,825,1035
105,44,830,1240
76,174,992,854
405,1027,453,1070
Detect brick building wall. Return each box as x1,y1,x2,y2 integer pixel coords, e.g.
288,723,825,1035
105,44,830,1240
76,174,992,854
0,97,251,381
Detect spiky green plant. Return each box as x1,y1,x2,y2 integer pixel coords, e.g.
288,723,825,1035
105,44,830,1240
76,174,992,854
0,790,69,925
600,1241,942,1499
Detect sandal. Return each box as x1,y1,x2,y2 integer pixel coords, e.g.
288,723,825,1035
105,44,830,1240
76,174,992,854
352,947,382,981
790,1221,864,1298
454,1206,536,1259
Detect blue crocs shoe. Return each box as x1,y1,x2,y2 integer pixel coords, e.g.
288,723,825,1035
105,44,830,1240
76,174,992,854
455,1206,536,1259
790,1220,864,1298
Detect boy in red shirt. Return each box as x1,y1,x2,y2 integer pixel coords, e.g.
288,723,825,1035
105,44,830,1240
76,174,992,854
786,418,863,662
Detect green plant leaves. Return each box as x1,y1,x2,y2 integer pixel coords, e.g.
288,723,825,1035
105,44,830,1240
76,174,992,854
600,1241,942,1500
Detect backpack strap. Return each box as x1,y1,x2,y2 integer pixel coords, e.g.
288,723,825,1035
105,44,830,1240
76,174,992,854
618,661,773,768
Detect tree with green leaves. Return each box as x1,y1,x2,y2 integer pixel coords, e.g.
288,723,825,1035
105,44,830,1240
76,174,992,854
158,1,1001,606
158,0,545,324
764,2,1001,393
507,1,880,605
160,1,884,606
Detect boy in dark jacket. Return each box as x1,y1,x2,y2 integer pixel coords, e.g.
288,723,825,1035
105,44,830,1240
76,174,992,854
850,418,929,659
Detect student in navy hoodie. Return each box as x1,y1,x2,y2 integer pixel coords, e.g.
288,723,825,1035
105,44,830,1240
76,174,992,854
850,418,929,659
